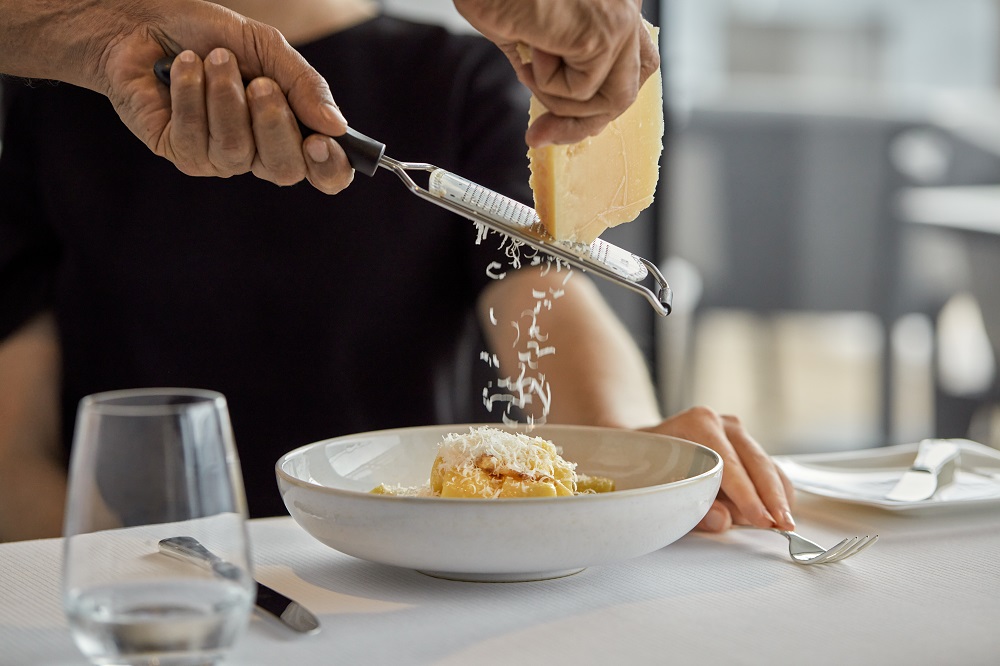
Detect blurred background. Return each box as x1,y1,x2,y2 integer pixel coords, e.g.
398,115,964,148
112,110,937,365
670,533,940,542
382,0,1000,454
659,0,1000,454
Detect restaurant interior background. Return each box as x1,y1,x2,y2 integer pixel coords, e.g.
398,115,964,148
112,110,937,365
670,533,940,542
4,0,1000,457
382,0,1000,455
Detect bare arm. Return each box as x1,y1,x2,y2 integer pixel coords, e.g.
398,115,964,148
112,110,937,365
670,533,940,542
0,313,65,542
0,0,352,192
478,268,795,533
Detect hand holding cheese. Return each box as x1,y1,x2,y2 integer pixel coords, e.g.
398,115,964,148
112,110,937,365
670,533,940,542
452,0,659,146
527,22,663,244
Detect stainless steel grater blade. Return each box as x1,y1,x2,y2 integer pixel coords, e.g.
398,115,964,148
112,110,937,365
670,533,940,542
378,155,672,316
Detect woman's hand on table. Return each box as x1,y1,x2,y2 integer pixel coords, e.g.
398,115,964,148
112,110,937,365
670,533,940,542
641,407,796,533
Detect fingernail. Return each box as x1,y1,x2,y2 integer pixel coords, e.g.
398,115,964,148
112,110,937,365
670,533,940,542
247,78,274,99
703,506,727,532
782,510,796,529
761,508,777,526
208,49,229,66
178,50,196,64
324,102,348,128
306,139,329,163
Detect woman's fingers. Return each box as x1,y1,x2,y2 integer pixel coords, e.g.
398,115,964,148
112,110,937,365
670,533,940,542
721,415,795,530
648,406,796,532
696,499,732,533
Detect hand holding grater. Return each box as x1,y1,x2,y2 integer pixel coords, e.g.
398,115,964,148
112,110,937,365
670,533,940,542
154,58,672,315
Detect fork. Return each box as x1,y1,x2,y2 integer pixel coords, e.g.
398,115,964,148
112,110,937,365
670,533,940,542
743,527,879,564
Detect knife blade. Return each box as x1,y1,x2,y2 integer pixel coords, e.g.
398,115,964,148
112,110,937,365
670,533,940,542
158,536,320,634
252,579,321,634
885,439,960,502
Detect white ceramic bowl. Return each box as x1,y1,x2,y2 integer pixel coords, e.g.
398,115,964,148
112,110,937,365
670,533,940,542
276,424,722,582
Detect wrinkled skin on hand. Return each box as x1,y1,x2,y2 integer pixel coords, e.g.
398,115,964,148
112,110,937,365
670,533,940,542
453,0,660,146
641,407,796,533
102,1,355,192
143,48,354,193
4,0,354,192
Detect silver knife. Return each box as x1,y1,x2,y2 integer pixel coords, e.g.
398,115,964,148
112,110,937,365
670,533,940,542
885,439,960,502
158,536,320,634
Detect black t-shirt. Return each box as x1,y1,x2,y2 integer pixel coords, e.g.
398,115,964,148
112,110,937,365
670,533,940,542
0,16,532,517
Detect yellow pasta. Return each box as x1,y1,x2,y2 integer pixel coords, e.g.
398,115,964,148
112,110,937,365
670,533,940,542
370,427,614,498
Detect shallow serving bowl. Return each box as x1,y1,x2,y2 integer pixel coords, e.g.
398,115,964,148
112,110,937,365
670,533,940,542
275,424,722,582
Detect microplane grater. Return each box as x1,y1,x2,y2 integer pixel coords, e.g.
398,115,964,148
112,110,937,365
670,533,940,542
374,151,672,316
152,58,672,315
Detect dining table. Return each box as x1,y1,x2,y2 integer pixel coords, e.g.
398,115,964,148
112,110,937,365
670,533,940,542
1,492,998,666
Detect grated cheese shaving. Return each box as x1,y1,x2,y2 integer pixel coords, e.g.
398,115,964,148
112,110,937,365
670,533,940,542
432,426,577,497
470,219,573,428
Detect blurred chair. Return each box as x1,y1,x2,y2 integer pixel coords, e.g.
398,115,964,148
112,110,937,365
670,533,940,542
898,180,1000,445
664,105,968,449
655,256,703,417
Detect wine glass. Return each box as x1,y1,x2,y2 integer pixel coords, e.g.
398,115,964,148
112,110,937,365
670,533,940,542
62,388,255,666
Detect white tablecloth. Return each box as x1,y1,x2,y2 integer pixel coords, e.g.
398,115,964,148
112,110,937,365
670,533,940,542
2,494,998,665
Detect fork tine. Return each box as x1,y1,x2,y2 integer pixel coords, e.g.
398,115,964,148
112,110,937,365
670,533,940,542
830,535,876,562
807,537,858,564
834,534,879,562
822,534,879,563
743,527,878,564
855,534,879,554
823,536,867,563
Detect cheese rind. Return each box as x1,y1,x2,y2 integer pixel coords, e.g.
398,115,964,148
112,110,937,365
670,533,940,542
527,24,663,244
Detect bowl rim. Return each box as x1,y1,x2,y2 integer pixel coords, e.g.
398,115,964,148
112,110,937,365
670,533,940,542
275,422,723,504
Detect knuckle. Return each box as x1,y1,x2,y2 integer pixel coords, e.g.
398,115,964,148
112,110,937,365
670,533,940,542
271,163,306,187
211,142,254,172
605,2,638,31
270,169,305,187
642,49,661,78
311,170,354,195
609,81,639,115
171,66,203,89
685,405,721,424
310,144,355,194
720,413,743,428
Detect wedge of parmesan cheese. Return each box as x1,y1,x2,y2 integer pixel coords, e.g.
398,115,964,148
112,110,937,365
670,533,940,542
527,23,664,244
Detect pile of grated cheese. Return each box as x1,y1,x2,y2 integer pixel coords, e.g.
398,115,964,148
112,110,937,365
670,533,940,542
370,426,580,498
434,426,575,484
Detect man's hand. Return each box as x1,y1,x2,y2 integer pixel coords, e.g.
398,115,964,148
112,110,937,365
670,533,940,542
147,49,353,193
0,0,354,191
453,0,660,146
641,407,796,533
103,1,354,190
